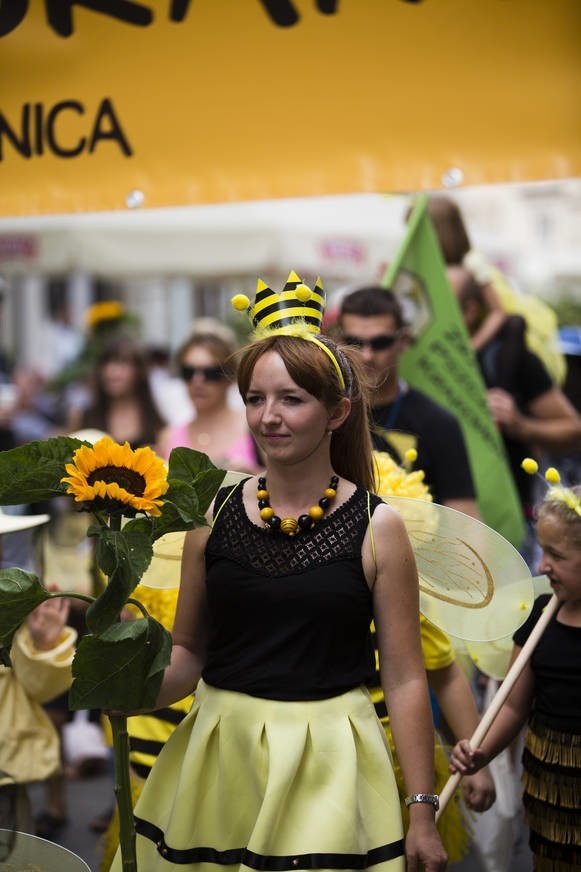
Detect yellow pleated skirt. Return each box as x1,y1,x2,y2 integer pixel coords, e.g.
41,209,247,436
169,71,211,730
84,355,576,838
110,680,405,871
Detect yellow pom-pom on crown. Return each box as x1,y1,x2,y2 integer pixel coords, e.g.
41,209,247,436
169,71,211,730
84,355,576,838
404,448,418,465
231,294,250,312
545,467,560,485
521,457,538,475
295,283,312,303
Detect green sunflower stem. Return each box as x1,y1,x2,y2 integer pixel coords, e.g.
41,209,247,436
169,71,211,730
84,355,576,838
110,713,137,871
109,512,137,869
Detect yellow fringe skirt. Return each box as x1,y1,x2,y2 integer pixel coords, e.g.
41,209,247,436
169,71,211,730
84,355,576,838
110,681,405,871
522,716,581,870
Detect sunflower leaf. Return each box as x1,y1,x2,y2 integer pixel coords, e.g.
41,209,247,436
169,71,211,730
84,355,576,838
0,569,50,648
160,479,200,523
69,617,172,711
167,447,219,484
168,449,226,510
0,437,88,504
191,468,228,517
87,529,153,634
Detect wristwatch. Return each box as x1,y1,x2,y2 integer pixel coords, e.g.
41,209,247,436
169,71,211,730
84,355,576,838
404,793,440,811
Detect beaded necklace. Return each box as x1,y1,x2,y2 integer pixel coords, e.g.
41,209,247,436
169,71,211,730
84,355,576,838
256,474,339,536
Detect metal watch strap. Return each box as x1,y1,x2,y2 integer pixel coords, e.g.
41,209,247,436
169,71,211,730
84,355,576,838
404,793,440,811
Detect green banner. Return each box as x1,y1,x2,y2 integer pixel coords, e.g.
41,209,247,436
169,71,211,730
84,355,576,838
382,196,525,548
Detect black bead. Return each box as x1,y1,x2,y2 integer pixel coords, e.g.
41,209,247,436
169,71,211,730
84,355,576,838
268,515,282,530
330,475,339,487
298,514,313,530
318,497,331,509
258,477,266,488
258,499,270,510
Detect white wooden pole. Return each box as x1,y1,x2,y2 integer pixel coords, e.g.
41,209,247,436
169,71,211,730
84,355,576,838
436,593,560,820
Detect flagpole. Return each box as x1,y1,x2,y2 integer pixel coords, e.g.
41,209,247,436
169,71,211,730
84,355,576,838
436,593,560,819
380,193,428,288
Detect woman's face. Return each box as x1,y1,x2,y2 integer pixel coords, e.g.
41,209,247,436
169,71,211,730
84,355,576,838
180,345,230,412
100,357,139,398
245,350,337,467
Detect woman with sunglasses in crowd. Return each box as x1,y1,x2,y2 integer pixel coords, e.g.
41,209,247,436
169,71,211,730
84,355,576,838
156,319,261,473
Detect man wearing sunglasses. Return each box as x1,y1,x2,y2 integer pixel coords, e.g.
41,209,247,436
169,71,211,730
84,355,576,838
339,286,479,518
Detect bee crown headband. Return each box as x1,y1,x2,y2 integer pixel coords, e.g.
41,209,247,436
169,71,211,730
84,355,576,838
231,270,346,390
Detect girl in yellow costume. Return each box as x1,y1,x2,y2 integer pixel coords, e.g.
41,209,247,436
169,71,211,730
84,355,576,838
110,272,446,872
102,433,492,870
372,451,496,864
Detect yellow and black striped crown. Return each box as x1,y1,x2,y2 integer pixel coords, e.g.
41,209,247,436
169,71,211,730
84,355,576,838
232,270,325,336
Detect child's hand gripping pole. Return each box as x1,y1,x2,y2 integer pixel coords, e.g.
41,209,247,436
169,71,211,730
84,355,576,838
436,593,560,821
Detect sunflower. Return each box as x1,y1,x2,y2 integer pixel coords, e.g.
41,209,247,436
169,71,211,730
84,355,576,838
372,450,432,501
61,437,169,517
85,300,126,331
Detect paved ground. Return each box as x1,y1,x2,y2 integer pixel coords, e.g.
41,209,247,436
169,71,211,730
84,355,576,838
25,771,532,872
28,771,114,871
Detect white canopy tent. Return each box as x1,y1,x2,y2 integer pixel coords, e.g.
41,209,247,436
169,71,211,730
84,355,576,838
0,184,578,372
0,194,411,282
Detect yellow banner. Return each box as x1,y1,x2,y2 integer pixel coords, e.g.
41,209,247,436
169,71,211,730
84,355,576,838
1,1,580,216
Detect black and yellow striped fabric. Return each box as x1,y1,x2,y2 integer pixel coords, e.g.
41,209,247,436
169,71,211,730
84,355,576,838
124,584,194,777
251,271,325,334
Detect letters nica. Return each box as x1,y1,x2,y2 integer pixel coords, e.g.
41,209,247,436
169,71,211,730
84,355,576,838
0,97,133,161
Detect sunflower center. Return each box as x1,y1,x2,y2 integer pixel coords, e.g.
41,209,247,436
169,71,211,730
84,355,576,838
87,465,146,497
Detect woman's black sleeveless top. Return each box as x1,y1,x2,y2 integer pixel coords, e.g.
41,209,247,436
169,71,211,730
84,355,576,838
202,483,382,700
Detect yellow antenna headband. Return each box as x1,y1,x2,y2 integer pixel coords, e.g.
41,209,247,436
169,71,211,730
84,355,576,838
232,271,346,391
521,457,581,517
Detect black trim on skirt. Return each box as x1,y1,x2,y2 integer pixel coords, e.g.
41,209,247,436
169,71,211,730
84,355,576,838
135,816,405,869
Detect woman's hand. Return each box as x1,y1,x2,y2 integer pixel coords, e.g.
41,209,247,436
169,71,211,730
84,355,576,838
27,594,70,651
405,811,447,871
449,739,487,776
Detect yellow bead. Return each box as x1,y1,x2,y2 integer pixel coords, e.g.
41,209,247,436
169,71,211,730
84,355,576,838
521,457,538,475
404,448,418,464
324,488,336,499
281,517,299,536
257,489,269,500
295,283,312,303
231,294,250,311
260,507,274,521
545,467,560,485
309,505,324,521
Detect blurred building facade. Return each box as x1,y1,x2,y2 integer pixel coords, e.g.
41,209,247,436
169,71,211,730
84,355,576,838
0,179,579,375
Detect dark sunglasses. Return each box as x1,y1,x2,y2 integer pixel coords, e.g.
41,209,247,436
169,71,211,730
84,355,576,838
179,364,227,382
342,332,401,351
